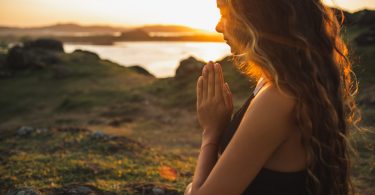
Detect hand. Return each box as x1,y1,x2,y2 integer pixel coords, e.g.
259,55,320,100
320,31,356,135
196,61,233,142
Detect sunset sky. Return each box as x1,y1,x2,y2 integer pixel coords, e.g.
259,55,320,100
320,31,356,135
0,0,374,31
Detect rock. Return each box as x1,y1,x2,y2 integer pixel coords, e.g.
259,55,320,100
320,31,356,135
23,39,64,53
16,126,48,137
355,9,375,27
7,187,41,195
152,187,165,195
6,42,62,71
128,65,155,77
35,127,49,134
73,49,100,60
17,126,35,136
175,56,205,79
90,130,112,140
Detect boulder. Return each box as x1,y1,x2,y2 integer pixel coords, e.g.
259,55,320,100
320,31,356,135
175,56,205,79
128,65,155,77
73,49,100,60
355,9,375,27
23,38,64,53
16,126,35,137
90,130,113,141
6,39,64,70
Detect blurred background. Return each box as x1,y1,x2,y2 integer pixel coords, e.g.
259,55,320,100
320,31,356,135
0,0,374,194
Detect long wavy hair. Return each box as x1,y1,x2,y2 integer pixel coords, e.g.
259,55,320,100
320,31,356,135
219,0,367,194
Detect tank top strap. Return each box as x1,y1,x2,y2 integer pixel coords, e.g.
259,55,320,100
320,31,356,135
253,77,268,96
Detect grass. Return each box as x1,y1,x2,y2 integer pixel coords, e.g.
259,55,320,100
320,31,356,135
0,127,196,194
0,51,154,129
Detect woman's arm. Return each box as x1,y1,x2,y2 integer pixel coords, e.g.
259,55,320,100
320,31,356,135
191,133,220,191
189,62,295,194
187,61,233,195
185,135,219,195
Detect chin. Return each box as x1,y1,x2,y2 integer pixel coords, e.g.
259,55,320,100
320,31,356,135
226,42,237,54
229,46,238,55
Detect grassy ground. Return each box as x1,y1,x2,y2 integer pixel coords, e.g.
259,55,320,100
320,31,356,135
0,126,196,194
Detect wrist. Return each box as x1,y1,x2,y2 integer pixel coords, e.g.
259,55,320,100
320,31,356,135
200,141,219,154
202,129,221,145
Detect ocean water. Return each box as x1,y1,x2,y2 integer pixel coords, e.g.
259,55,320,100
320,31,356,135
64,41,231,78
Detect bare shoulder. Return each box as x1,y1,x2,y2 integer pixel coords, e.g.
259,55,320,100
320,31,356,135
245,83,297,137
251,83,296,116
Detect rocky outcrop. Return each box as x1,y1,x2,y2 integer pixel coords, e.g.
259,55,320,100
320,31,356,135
336,9,375,27
129,65,155,77
72,49,100,60
6,39,63,70
175,56,205,79
354,9,375,27
23,38,64,52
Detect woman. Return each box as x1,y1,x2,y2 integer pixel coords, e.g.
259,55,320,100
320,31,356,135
184,0,363,194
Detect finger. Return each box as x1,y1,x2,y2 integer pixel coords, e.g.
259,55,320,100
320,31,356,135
222,83,229,109
202,65,208,100
225,83,234,111
197,76,203,106
207,61,215,98
214,63,223,98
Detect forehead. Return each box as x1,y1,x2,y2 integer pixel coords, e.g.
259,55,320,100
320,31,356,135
217,0,228,8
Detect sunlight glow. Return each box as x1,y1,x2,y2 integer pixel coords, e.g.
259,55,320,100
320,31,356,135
0,0,221,32
0,0,374,30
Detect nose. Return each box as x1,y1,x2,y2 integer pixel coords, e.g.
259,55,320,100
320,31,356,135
215,20,223,33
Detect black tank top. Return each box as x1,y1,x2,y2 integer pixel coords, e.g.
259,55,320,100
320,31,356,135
218,92,309,195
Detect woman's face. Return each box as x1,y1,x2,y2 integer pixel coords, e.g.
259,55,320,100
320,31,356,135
216,0,239,54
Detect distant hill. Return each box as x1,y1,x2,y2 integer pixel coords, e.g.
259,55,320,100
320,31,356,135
137,25,207,33
0,23,129,36
0,23,209,36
